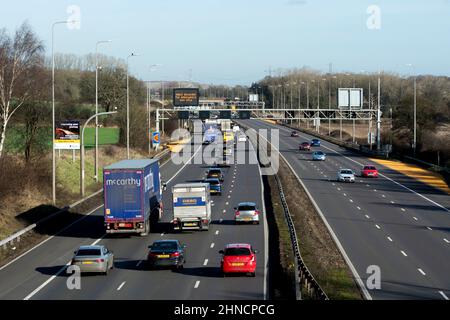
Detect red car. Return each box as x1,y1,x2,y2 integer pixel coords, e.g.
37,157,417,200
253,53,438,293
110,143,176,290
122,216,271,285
299,142,311,151
361,165,378,178
291,131,299,137
219,243,258,277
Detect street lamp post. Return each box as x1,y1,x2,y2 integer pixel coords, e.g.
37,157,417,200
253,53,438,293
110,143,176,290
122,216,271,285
51,19,74,205
146,65,163,155
126,53,139,160
406,64,417,156
94,40,112,182
81,111,117,197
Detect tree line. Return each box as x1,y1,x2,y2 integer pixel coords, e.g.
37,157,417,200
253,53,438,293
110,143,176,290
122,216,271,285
257,67,450,166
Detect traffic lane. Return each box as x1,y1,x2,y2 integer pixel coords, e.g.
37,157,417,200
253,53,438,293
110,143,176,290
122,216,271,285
299,162,446,299
30,143,221,299
0,205,105,300
249,119,450,245
190,147,265,300
0,143,200,300
292,131,450,298
113,143,265,299
282,144,440,299
247,120,448,299
292,124,450,210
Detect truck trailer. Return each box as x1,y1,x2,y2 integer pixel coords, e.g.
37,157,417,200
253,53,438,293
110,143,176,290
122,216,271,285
103,159,164,236
172,183,212,231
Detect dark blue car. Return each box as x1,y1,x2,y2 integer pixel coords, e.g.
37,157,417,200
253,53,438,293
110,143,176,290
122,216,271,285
205,178,222,195
311,139,321,147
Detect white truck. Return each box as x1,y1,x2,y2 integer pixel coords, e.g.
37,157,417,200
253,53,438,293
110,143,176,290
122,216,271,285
220,120,232,132
172,183,212,231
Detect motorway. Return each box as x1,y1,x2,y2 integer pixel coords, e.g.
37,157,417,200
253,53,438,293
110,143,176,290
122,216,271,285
243,119,450,300
0,131,268,300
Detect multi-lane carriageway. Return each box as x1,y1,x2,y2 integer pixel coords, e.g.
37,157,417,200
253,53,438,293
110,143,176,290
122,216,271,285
0,132,268,300
241,119,450,300
0,119,449,300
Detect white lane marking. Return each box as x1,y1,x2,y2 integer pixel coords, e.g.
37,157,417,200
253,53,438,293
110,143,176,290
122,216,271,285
215,230,219,235
401,250,408,257
349,199,353,203
357,206,361,210
427,227,433,231
229,190,232,193
439,291,449,300
387,236,393,242
231,185,234,188
223,209,226,213
418,268,426,276
24,262,71,300
375,224,381,230
194,280,200,288
210,243,215,248
413,217,419,221
390,201,395,204
228,195,231,199
373,189,377,192
117,282,126,291
203,259,209,266
160,233,165,236
444,238,450,244
401,208,406,212
166,143,203,184
225,202,229,205
343,193,347,197
381,194,386,198
24,234,105,300
365,215,370,219
252,120,371,300
219,218,223,223
366,184,370,187
337,187,341,191
0,204,103,272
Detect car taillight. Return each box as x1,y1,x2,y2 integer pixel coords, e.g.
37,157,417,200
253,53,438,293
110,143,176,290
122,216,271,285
249,255,255,263
96,259,104,263
255,210,260,215
235,211,240,216
171,252,180,257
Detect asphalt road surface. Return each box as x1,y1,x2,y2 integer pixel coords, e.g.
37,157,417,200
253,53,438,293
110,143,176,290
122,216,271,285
242,119,450,300
0,132,268,300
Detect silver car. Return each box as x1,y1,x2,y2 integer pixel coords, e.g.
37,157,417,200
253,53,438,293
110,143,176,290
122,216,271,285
337,169,356,183
234,202,260,224
71,245,114,275
312,151,326,161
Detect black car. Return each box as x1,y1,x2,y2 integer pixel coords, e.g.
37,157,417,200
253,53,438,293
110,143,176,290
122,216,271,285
147,240,186,270
206,168,225,182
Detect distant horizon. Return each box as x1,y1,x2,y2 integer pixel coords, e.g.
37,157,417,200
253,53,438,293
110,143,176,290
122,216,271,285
2,0,450,85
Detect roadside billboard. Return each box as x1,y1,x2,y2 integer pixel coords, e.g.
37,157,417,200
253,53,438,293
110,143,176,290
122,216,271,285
249,94,259,102
173,88,200,107
338,88,363,110
54,121,80,150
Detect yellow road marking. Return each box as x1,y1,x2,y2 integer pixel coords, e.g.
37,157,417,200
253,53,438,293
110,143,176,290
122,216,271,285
167,138,190,153
370,158,450,195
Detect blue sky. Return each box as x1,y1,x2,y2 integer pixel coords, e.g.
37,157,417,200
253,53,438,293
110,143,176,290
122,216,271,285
2,0,450,85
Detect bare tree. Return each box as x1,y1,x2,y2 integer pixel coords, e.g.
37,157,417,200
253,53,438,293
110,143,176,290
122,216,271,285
0,22,44,157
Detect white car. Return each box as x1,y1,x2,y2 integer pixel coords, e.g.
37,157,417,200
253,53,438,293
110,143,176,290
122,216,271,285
238,134,247,142
337,169,355,183
232,125,240,133
234,202,260,224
